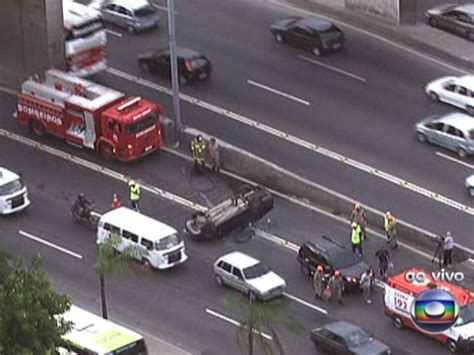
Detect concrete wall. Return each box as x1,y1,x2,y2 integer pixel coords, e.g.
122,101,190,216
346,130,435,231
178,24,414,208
160,118,474,262
345,0,399,23
0,0,64,89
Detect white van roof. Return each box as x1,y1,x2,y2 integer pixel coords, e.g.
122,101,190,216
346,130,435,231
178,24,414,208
100,207,177,241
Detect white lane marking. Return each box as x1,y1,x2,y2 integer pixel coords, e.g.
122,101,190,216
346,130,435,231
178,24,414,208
247,79,311,106
283,292,328,314
436,151,474,170
106,68,474,216
19,230,83,259
105,29,123,38
205,308,273,340
151,3,178,14
270,0,468,75
164,147,453,259
0,86,16,95
298,55,367,83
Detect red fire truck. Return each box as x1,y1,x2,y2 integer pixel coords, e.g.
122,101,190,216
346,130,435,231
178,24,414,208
15,69,162,161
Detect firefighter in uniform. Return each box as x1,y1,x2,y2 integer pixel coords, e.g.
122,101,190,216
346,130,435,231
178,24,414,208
351,222,363,257
129,180,141,212
384,212,398,249
111,193,122,209
313,265,325,299
191,135,207,169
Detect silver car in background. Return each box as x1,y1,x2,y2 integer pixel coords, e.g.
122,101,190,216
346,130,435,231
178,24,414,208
466,175,474,196
415,112,474,158
91,0,159,33
213,252,286,301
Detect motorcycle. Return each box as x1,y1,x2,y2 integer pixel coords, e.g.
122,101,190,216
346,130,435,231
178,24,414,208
71,200,99,231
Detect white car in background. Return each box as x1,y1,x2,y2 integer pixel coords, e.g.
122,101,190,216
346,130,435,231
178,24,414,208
425,75,474,115
466,175,474,196
0,168,30,214
213,252,286,300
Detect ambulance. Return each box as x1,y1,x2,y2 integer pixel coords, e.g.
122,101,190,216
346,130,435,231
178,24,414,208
384,268,474,353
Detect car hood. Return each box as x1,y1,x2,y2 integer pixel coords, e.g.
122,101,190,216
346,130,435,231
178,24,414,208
353,339,391,355
426,4,457,16
466,175,474,188
340,260,368,280
271,17,299,30
246,272,286,293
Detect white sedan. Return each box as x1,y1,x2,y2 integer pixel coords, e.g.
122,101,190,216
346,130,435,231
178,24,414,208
425,75,474,115
466,175,474,197
213,251,286,300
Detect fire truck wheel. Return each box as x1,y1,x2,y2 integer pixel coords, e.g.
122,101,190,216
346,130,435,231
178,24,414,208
393,316,404,329
29,120,46,137
99,143,113,161
448,339,457,353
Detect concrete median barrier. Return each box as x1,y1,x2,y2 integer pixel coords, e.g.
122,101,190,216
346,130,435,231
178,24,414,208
160,118,473,262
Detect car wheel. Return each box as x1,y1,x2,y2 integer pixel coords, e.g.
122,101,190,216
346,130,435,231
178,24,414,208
428,17,438,27
127,25,135,34
467,32,474,42
416,132,427,143
300,264,312,276
312,47,321,56
29,120,46,137
428,91,439,102
142,258,153,269
139,61,150,72
457,147,467,159
98,143,114,161
179,75,187,86
467,106,474,116
215,275,224,286
447,339,457,353
469,187,474,197
393,316,404,329
275,33,283,43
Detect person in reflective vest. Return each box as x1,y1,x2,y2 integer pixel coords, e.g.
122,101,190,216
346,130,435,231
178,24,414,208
384,212,398,249
129,180,141,212
351,222,363,257
191,134,206,169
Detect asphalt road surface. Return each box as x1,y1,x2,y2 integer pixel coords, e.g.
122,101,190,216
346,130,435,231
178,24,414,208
0,130,454,355
75,0,474,248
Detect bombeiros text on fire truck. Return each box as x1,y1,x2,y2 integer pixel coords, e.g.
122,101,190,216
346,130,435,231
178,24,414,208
15,69,163,162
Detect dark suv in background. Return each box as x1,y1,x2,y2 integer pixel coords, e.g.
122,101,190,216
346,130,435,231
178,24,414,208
270,16,345,56
426,4,474,42
297,235,368,292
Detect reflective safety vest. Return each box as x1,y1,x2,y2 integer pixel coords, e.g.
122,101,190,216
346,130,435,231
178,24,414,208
191,138,206,158
384,216,396,231
129,183,140,202
351,224,362,245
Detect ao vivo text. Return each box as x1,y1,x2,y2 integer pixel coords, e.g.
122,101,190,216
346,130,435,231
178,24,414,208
405,269,465,283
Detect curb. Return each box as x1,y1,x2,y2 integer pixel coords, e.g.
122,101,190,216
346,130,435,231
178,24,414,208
277,0,474,71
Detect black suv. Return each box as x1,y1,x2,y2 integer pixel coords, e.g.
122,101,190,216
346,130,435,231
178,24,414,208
297,236,368,291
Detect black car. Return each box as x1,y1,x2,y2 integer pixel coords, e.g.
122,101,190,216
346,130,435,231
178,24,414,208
138,47,212,85
310,321,391,354
297,235,368,291
270,16,344,56
185,186,274,240
426,4,474,42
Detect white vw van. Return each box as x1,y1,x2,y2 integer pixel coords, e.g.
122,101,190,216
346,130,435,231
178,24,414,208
0,167,30,215
97,207,187,269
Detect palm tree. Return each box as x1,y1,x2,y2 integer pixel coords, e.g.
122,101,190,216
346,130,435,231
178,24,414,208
95,232,145,319
222,293,301,355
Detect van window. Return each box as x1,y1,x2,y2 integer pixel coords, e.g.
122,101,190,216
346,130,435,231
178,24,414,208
109,225,121,237
446,125,456,135
123,230,138,243
219,261,232,273
102,223,111,231
141,238,153,250
155,234,181,250
232,268,243,279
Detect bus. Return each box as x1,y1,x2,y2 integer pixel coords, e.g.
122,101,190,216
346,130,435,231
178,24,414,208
59,305,148,355
63,0,107,77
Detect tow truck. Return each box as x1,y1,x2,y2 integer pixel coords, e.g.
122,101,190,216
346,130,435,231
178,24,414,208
15,69,162,161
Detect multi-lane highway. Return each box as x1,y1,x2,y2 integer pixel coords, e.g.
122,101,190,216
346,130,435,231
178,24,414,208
88,0,474,249
0,115,455,354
